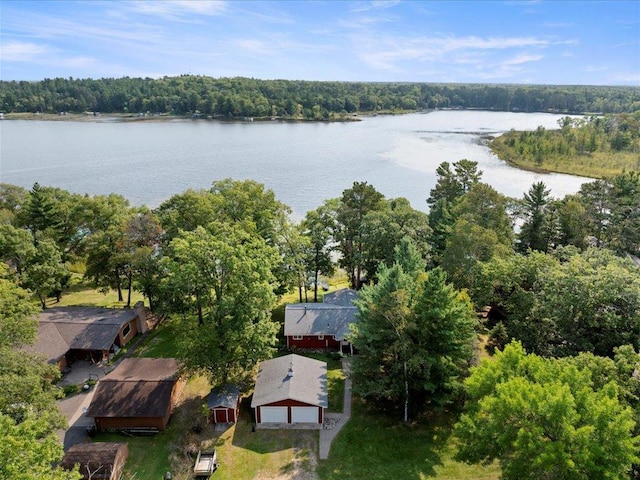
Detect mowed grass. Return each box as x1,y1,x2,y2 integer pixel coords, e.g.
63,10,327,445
317,398,501,480
94,375,318,480
46,276,146,309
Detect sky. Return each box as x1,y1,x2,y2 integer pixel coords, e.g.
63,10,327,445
1,0,639,85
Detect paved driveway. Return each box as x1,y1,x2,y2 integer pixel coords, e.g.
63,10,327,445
56,361,108,449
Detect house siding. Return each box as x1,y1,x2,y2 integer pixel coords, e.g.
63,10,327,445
94,415,169,431
287,335,340,350
117,319,139,347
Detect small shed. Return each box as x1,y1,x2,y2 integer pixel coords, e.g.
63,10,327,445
60,442,128,480
251,354,327,428
207,385,241,424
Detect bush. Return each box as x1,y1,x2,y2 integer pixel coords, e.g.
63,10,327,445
63,384,80,397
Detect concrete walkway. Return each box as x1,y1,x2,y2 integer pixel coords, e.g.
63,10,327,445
319,357,353,460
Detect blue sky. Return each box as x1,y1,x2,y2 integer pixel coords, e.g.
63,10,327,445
1,0,638,85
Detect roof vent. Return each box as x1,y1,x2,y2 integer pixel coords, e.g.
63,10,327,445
287,362,294,378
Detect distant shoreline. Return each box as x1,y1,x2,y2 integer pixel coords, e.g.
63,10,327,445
0,111,369,123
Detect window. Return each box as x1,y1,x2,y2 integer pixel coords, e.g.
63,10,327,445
292,335,303,340
122,323,131,337
318,335,324,340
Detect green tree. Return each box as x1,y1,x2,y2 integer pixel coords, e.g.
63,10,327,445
301,201,337,302
0,412,81,480
22,237,69,309
455,342,639,480
360,197,431,282
427,159,482,207
160,224,280,385
518,181,552,253
350,240,476,420
474,249,640,358
440,183,514,290
335,181,385,289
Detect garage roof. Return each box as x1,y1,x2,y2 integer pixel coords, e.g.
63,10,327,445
251,354,327,408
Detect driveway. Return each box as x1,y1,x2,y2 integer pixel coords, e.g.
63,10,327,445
56,360,108,449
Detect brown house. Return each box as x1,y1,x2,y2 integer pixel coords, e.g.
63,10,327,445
85,358,182,432
60,442,128,480
28,304,148,370
251,354,327,428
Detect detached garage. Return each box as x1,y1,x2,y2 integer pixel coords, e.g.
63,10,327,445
251,354,327,429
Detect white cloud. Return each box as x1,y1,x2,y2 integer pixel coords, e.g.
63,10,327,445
351,1,401,13
503,53,543,65
1,41,49,62
127,0,227,21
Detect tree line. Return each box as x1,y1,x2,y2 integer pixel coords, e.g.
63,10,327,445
1,76,640,119
1,164,639,478
491,112,640,177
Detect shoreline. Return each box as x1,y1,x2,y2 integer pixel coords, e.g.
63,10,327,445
0,112,371,124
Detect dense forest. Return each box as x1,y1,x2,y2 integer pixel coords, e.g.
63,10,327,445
1,75,640,119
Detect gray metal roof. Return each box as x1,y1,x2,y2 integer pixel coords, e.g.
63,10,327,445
251,354,328,408
284,303,357,340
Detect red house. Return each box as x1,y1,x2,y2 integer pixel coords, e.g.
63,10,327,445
284,288,358,353
251,354,327,428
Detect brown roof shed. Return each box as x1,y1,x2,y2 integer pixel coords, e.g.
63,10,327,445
60,442,128,480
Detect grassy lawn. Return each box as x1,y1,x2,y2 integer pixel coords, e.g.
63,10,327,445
95,375,318,480
134,319,180,358
46,277,146,309
317,399,501,480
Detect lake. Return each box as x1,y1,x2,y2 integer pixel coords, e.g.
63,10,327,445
0,110,590,219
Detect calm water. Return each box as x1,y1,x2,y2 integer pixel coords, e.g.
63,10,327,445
0,111,590,219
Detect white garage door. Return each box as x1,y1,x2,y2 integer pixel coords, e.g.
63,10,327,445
291,406,318,423
259,406,288,423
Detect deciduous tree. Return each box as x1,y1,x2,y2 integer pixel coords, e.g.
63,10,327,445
455,342,639,480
